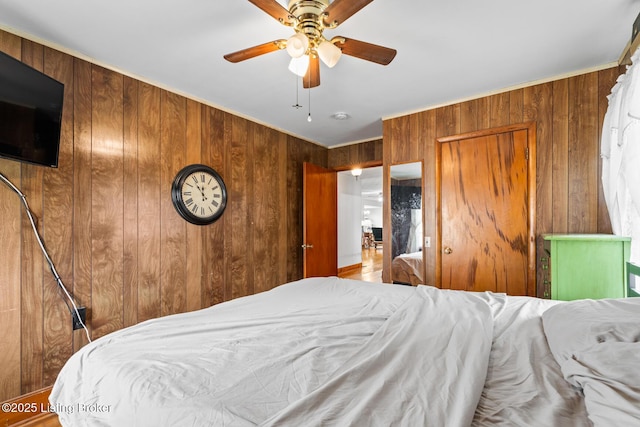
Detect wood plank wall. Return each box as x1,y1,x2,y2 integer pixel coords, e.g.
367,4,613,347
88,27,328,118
383,66,623,291
0,29,327,401
328,139,383,169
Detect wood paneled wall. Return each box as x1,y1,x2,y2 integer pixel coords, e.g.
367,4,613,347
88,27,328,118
328,139,383,169
0,29,327,401
383,66,622,290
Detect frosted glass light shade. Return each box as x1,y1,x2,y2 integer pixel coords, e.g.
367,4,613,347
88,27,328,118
288,55,309,77
286,33,309,58
318,40,342,68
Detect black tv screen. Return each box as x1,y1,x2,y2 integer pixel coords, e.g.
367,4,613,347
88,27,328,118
0,50,64,168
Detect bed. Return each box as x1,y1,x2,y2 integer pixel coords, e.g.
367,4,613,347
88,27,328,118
50,277,640,426
391,251,423,285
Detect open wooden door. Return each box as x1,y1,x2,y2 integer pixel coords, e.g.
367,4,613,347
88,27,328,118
438,123,536,296
303,162,337,277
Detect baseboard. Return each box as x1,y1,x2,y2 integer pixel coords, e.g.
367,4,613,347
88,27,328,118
338,263,362,274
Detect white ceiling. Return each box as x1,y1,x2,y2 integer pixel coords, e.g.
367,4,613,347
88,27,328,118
0,0,638,148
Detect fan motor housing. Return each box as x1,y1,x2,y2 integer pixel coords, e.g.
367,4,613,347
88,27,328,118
288,0,330,17
288,0,330,44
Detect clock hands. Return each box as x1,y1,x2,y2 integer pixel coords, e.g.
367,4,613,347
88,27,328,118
195,184,208,202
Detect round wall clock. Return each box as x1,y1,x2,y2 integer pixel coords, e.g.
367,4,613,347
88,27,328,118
171,164,227,225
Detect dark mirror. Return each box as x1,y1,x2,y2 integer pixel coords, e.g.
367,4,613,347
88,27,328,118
390,162,423,285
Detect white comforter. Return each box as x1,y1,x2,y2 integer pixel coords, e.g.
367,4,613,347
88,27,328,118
50,277,587,426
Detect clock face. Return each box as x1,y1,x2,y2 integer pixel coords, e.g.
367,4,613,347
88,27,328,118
171,165,227,225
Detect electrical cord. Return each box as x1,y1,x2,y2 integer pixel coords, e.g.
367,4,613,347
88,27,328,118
0,171,92,343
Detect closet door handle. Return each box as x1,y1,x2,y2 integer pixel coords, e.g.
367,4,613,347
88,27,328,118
301,244,314,250
443,247,453,255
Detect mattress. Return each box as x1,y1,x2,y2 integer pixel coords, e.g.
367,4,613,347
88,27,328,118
50,276,635,426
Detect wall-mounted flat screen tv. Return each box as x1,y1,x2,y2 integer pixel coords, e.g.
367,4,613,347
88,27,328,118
0,50,64,168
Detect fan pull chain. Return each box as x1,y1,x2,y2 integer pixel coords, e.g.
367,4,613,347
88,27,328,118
292,75,302,109
307,71,312,122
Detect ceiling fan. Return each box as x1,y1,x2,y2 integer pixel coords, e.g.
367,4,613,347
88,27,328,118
224,0,397,88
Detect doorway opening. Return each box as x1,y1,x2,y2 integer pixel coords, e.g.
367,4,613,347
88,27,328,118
336,166,383,283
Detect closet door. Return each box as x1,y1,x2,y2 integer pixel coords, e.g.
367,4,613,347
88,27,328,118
438,123,536,296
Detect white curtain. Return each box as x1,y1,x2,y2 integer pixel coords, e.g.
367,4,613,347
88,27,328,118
406,208,422,254
601,48,640,265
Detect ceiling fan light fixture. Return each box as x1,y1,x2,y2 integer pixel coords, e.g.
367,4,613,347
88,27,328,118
286,32,309,58
288,55,310,77
318,40,342,68
225,0,396,89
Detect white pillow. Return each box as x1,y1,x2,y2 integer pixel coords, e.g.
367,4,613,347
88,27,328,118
563,343,640,426
542,298,640,426
542,298,640,366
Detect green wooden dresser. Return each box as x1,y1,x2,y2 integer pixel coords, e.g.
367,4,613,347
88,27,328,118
628,262,640,297
542,234,631,300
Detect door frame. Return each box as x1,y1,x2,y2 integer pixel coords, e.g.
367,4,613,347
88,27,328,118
435,122,537,295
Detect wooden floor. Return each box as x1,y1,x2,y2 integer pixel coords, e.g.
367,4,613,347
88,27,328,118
338,247,383,283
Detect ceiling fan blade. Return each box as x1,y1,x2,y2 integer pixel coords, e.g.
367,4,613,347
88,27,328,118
303,55,320,88
322,0,373,27
333,37,397,65
224,40,286,63
248,0,293,25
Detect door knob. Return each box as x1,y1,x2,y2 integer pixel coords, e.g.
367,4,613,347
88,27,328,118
443,246,453,255
301,244,314,249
